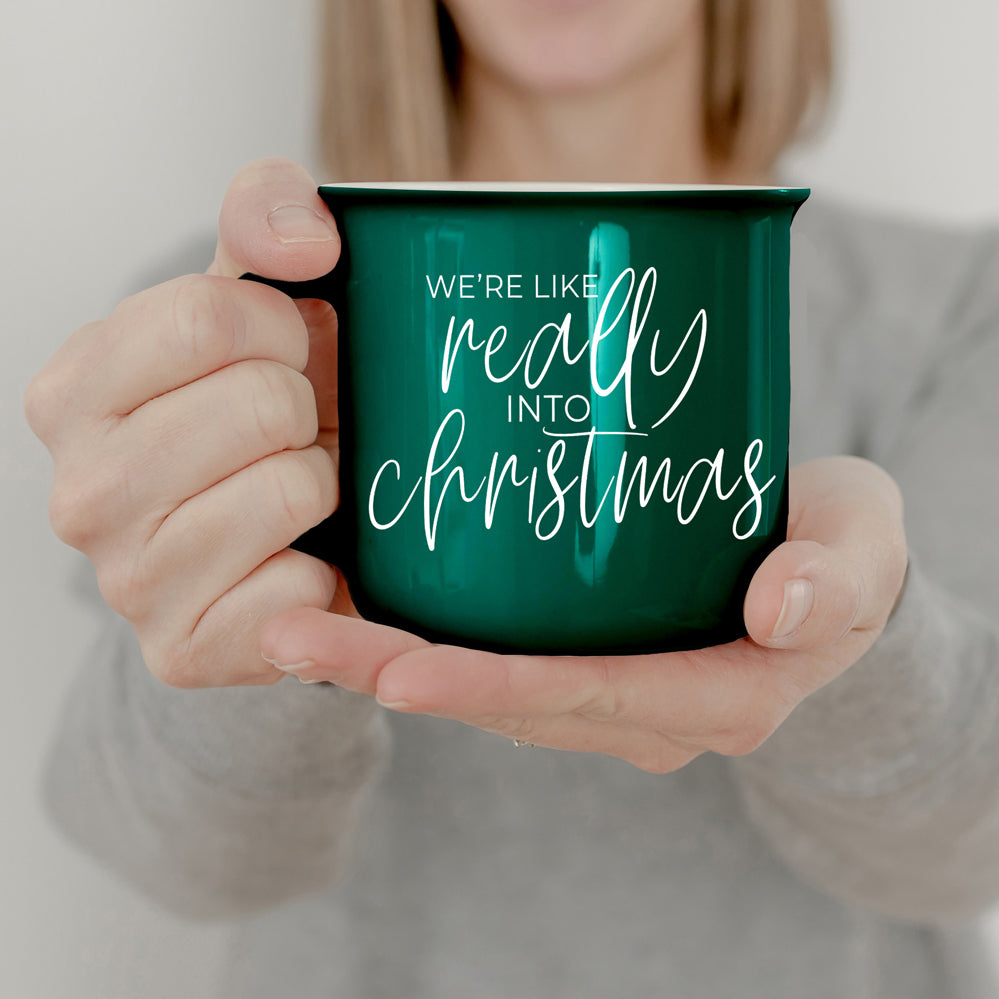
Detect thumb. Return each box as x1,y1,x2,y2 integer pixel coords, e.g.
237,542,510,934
743,456,907,651
207,157,340,280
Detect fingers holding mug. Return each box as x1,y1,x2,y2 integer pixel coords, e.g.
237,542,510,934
299,297,340,450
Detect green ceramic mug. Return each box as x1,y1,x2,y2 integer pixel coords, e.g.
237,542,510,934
244,182,809,655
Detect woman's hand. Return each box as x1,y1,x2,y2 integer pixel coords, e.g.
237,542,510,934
24,158,347,688
261,456,908,772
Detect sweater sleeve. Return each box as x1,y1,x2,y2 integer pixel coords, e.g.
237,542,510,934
40,594,391,922
728,225,999,926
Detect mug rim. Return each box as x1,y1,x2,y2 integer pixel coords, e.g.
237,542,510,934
321,180,809,196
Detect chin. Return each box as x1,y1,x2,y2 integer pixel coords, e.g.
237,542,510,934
498,43,651,94
446,0,702,95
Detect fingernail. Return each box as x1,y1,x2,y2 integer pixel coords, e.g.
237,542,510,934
267,205,336,243
262,655,318,680
770,578,814,641
376,694,413,711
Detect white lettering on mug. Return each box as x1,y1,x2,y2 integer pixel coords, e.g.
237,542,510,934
427,273,596,300
369,267,779,549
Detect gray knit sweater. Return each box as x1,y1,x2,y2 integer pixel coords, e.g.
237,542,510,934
41,190,999,998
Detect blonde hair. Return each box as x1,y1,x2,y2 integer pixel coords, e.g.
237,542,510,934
319,0,833,181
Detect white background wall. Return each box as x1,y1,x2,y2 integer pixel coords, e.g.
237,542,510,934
2,1,998,996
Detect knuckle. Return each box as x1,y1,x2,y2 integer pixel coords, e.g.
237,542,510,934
828,548,883,639
272,461,315,532
48,472,110,550
709,711,781,758
265,449,333,538
24,330,96,440
628,739,695,775
47,469,154,617
248,283,311,371
573,656,619,720
94,551,154,623
244,361,317,454
169,274,244,370
677,675,787,758
288,552,338,610
688,653,804,758
149,642,202,690
143,621,219,690
477,715,538,743
23,366,60,440
770,666,811,714
94,567,134,622
47,451,142,551
143,603,232,690
47,483,88,549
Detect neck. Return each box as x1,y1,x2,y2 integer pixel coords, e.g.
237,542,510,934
452,19,774,186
